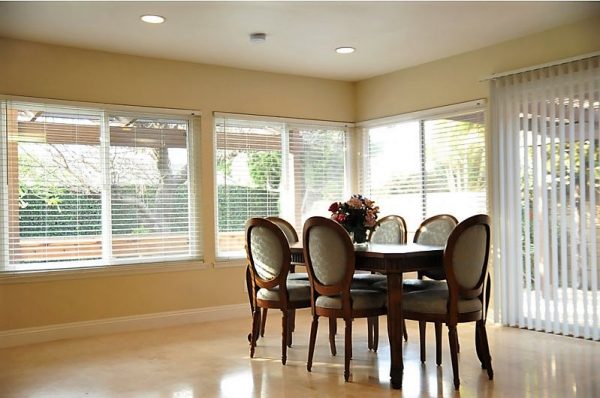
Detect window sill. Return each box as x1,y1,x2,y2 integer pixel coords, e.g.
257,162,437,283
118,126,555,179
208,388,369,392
0,259,206,284
214,258,248,268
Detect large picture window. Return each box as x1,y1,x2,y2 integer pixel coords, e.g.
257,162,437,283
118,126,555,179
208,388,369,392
214,114,349,259
360,103,487,235
0,99,200,272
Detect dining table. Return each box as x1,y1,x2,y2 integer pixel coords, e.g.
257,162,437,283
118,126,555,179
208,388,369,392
289,241,444,389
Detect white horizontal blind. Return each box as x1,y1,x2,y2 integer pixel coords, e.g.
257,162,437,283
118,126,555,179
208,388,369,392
214,115,348,258
361,108,487,234
0,99,199,271
491,56,599,340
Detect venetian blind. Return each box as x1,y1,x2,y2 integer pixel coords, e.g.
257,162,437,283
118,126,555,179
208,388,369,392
360,105,487,235
214,114,349,259
0,99,200,271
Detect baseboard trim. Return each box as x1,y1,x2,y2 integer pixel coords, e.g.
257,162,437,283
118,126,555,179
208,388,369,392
0,303,249,348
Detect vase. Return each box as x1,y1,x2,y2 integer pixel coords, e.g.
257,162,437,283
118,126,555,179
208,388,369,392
351,228,368,244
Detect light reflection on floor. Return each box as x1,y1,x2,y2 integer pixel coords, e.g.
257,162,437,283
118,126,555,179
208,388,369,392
1,312,599,398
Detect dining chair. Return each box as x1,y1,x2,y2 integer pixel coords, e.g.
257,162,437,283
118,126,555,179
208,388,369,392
362,214,409,345
245,217,311,365
303,216,387,381
402,214,493,389
261,216,308,337
408,214,458,364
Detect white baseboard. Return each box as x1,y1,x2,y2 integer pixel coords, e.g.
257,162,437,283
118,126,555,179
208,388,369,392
0,303,249,348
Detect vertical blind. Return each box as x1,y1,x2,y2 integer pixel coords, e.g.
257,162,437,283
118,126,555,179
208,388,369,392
0,99,200,271
214,114,349,258
360,107,487,234
491,56,599,340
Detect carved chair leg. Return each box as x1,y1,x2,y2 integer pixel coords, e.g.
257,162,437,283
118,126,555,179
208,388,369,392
281,310,288,365
403,319,408,341
435,321,442,366
419,321,426,363
372,317,379,352
260,308,268,337
367,317,374,350
477,320,494,380
287,310,293,347
329,317,337,356
307,315,319,372
250,309,261,358
344,317,352,382
448,324,460,390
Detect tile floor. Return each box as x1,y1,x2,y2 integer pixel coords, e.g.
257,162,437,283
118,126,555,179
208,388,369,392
1,311,598,397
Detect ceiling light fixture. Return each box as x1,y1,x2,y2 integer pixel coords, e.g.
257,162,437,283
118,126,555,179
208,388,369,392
250,32,267,43
335,47,355,54
140,15,165,24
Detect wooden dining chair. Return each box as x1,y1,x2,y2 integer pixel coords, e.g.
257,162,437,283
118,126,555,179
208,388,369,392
362,214,408,345
260,216,308,337
245,217,311,365
414,214,458,361
303,216,387,381
402,214,494,389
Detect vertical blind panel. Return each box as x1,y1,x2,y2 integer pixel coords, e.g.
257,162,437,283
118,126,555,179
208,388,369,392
492,56,600,340
1,101,199,271
214,116,348,258
362,111,487,236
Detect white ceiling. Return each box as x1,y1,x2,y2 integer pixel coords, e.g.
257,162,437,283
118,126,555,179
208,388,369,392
0,1,599,82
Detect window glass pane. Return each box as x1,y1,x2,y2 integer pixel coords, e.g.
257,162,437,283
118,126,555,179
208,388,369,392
363,121,423,231
362,110,487,236
215,118,283,257
109,116,192,260
215,116,349,259
1,100,199,272
6,103,103,269
423,112,487,220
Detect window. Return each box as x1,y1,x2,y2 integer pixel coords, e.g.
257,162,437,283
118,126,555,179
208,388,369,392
215,114,349,259
360,102,487,234
0,99,200,272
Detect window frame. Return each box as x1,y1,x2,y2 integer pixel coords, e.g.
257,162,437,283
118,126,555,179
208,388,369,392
213,112,353,262
357,99,488,235
0,95,203,274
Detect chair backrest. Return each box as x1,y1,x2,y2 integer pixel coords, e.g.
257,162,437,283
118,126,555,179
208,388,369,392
245,218,290,292
302,216,354,297
443,214,491,303
369,215,407,244
265,216,299,244
413,214,458,246
414,214,458,280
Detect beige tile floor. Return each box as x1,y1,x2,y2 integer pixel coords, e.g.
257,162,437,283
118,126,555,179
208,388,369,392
1,311,598,398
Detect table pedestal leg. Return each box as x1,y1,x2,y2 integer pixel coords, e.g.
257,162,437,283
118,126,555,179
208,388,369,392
387,273,404,389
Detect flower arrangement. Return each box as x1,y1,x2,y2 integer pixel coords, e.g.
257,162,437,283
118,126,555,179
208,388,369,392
328,194,379,243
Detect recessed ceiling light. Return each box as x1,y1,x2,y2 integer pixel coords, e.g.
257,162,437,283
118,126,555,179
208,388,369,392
250,32,267,43
335,47,355,54
140,15,165,24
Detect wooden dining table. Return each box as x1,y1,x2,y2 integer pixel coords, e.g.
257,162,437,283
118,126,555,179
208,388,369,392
289,241,444,389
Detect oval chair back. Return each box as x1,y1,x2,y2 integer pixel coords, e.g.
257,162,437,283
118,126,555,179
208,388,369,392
369,214,407,244
414,214,458,280
265,216,299,244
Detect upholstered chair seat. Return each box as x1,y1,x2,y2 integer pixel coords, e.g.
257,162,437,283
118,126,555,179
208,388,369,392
372,278,447,292
287,272,310,281
315,289,387,310
258,282,312,302
403,288,482,314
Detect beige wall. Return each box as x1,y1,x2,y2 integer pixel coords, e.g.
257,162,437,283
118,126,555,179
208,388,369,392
356,15,600,121
1,14,600,332
0,37,354,331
